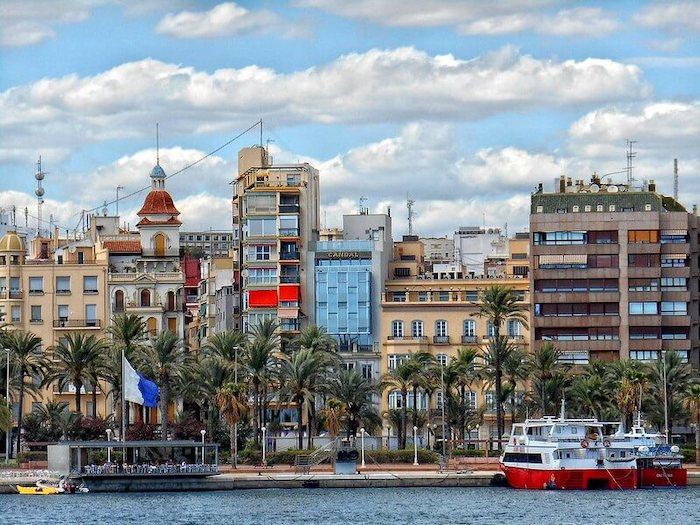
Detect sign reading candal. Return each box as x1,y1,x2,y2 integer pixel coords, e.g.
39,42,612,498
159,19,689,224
323,251,370,260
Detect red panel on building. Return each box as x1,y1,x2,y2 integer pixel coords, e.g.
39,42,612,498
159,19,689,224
249,290,278,307
278,285,300,301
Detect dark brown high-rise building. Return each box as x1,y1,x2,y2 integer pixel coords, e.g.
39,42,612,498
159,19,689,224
530,175,698,368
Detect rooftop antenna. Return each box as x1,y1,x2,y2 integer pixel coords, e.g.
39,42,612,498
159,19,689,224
156,123,160,164
35,156,45,236
359,196,368,215
673,159,678,200
406,196,415,236
24,207,28,229
626,139,637,186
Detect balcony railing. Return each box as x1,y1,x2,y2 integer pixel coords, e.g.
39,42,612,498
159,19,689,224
245,276,278,285
461,335,477,343
280,275,300,284
8,290,22,299
53,319,102,328
280,251,300,261
387,336,428,342
278,204,300,213
433,336,450,344
279,228,300,237
508,334,525,340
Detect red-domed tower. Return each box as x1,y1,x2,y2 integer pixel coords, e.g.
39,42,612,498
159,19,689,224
136,160,181,257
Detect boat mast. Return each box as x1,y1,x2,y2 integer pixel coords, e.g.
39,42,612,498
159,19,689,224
559,397,566,421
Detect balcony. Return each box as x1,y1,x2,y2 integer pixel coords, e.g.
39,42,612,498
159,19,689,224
279,204,300,213
280,251,300,261
280,275,300,284
279,228,300,237
245,276,278,286
53,319,102,329
8,290,23,299
433,336,450,344
508,334,525,341
387,336,428,343
461,335,477,344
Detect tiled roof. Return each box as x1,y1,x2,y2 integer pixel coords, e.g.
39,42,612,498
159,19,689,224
137,189,180,216
103,240,142,253
135,216,182,227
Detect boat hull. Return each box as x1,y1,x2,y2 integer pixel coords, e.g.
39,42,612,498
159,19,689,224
16,485,60,495
501,465,637,490
638,467,687,488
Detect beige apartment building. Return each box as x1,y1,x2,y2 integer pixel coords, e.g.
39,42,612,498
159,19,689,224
0,231,111,416
531,175,699,367
380,236,530,441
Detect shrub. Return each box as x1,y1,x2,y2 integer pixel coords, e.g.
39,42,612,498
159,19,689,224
69,416,109,441
450,449,486,457
17,451,47,462
680,446,696,463
365,449,439,464
126,421,157,440
172,416,204,440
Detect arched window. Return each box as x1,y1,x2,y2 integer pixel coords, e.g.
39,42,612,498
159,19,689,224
463,319,476,337
507,319,521,337
435,319,448,337
154,233,166,257
167,291,175,311
411,320,424,338
140,289,151,307
391,320,404,338
115,290,124,312
147,317,157,335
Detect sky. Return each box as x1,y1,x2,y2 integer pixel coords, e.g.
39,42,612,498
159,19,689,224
0,0,698,237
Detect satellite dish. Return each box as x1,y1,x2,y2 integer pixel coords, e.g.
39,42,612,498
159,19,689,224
590,184,599,193
607,185,619,193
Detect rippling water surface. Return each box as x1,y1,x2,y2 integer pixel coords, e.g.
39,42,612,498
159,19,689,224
2,487,699,525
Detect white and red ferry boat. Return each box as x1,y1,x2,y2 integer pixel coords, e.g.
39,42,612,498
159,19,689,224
500,403,687,490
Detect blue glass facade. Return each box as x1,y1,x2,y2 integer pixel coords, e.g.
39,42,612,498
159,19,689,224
315,241,372,349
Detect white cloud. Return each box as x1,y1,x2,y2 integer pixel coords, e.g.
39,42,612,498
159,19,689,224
0,47,650,163
568,101,700,158
297,1,617,36
459,7,618,36
633,2,700,33
156,2,303,39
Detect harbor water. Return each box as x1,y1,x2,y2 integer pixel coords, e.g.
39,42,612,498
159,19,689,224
2,487,699,525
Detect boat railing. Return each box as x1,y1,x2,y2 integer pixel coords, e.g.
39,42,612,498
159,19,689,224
79,463,218,476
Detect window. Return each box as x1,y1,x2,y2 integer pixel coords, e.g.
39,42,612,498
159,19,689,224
418,291,428,302
114,290,124,312
411,320,424,338
391,292,407,302
361,364,372,380
56,276,70,294
596,205,603,212
609,205,616,212
28,277,43,294
30,305,41,322
660,232,688,244
628,278,659,292
537,327,618,341
388,354,408,370
436,354,448,366
507,319,521,337
58,305,69,321
391,320,404,338
247,218,276,237
630,350,658,361
588,254,618,268
533,231,586,245
435,319,448,337
661,277,687,290
394,267,410,277
536,206,543,213
584,205,592,212
83,276,98,293
537,254,587,269
629,327,659,340
464,391,477,410
77,251,84,264
588,231,617,244
11,305,20,323
437,291,450,301
660,301,687,315
629,302,658,315
628,254,659,268
140,289,151,307
661,327,688,340
167,291,175,311
463,319,476,336
536,303,618,317
628,230,659,243
661,255,687,268
154,233,166,256
465,291,478,301
572,205,579,212
85,304,97,326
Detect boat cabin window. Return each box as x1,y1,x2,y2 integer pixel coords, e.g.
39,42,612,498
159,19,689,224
503,453,543,464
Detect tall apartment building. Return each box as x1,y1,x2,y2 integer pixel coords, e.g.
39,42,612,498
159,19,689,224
0,231,110,417
233,146,320,335
420,236,453,267
179,230,236,258
380,273,530,440
312,213,392,384
530,175,699,367
454,226,508,276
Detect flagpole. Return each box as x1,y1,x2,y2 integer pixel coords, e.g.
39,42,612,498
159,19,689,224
121,344,126,460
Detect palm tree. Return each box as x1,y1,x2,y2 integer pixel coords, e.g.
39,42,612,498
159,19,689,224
684,384,700,466
570,374,609,420
215,382,248,467
326,368,379,438
107,314,147,431
381,361,414,448
36,400,70,441
502,347,528,425
277,348,332,449
43,333,108,415
473,285,528,442
404,352,433,432
647,352,693,441
242,334,277,445
450,348,478,440
5,331,43,455
0,399,11,434
137,330,188,440
608,359,649,427
292,325,337,354
180,356,233,434
526,342,568,416
203,330,248,377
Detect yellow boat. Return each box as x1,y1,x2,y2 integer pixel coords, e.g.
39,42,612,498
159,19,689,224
16,485,61,495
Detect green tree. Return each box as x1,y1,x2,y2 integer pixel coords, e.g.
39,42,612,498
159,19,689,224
43,333,108,415
381,360,414,448
502,347,528,425
684,383,700,466
607,359,649,427
0,399,11,434
137,330,188,440
292,325,337,354
215,382,248,467
646,352,693,441
5,331,43,455
526,343,568,416
473,285,528,442
203,330,248,377
404,352,434,433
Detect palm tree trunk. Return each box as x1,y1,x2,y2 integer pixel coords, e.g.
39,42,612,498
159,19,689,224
253,381,260,445
460,385,466,440
426,391,433,450
412,385,418,433
16,373,25,456
75,381,82,414
160,384,169,440
92,385,98,419
494,329,504,446
695,411,700,466
401,389,408,449
306,403,313,450
297,402,304,450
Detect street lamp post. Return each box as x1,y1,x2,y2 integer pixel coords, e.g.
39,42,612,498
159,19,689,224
261,427,267,466
360,427,366,468
5,348,10,464
233,345,239,469
106,429,112,463
440,359,446,458
413,426,419,465
200,429,206,465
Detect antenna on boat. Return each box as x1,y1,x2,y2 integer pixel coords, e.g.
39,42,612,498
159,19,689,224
560,397,566,421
